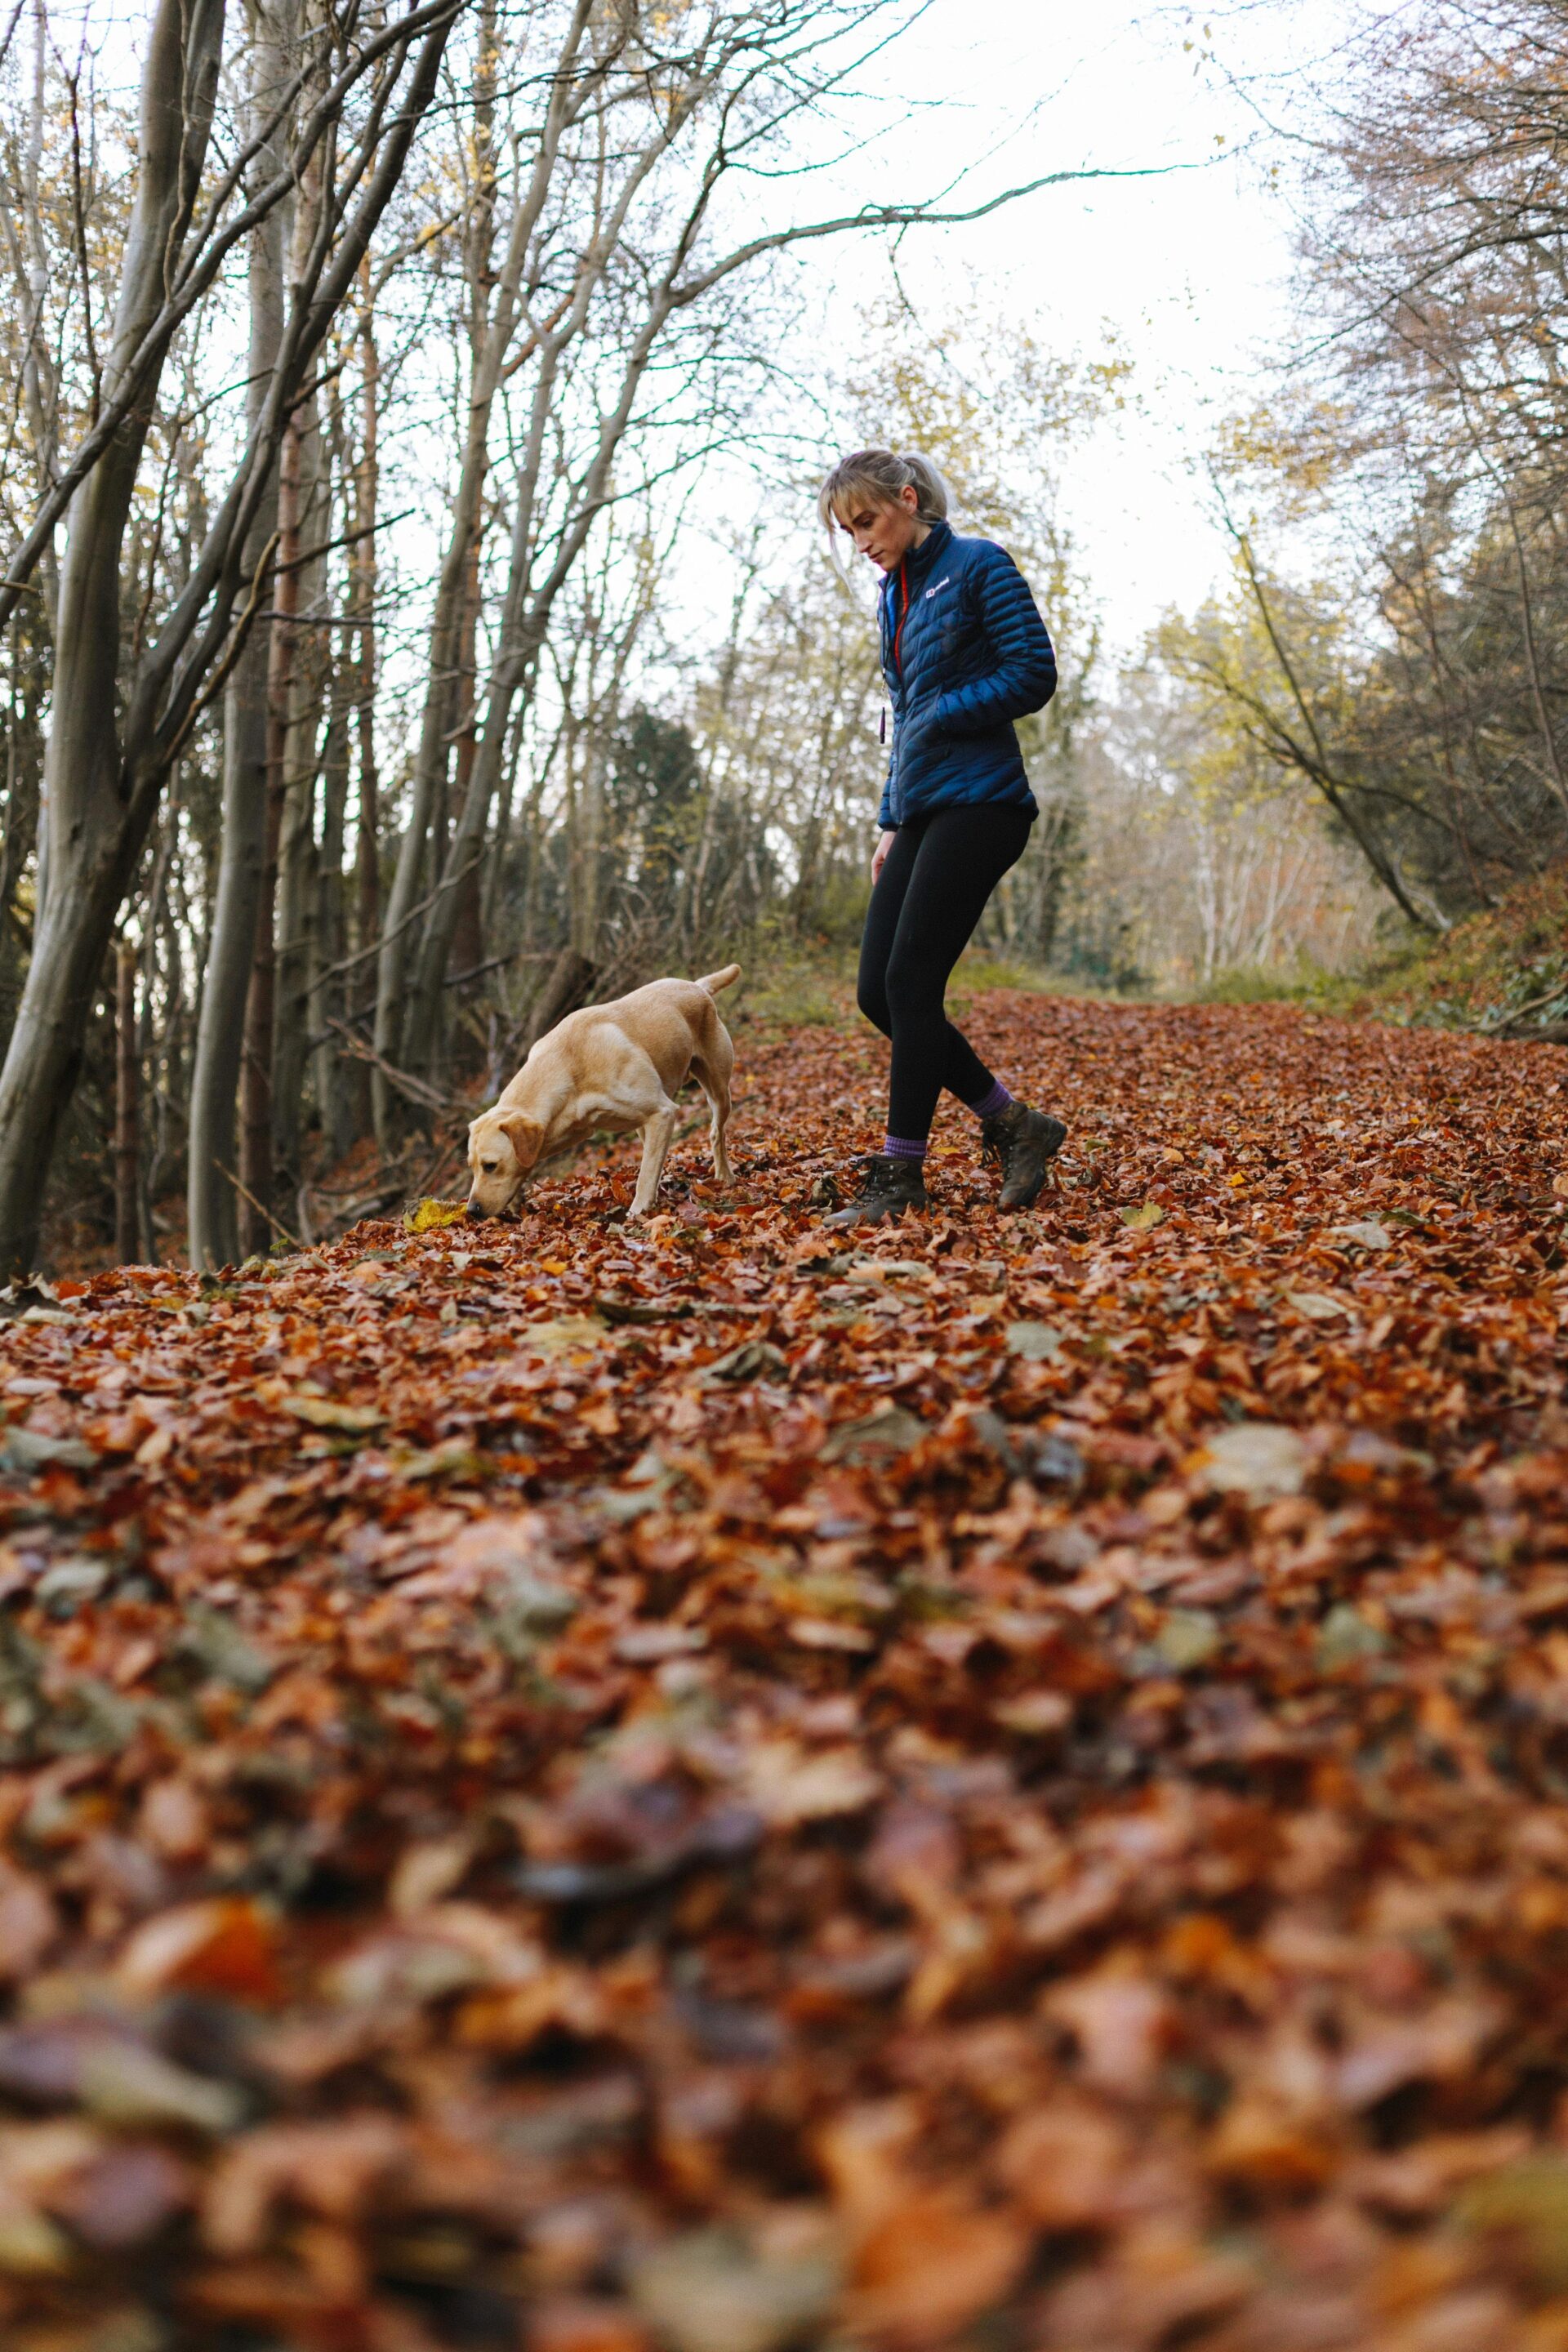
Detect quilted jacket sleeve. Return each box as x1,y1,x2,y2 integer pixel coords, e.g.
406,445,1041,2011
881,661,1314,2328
934,543,1057,734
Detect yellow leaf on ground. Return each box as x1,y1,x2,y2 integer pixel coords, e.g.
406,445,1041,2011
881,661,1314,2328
282,1393,384,1432
403,1198,467,1232
519,1316,610,1360
1122,1201,1165,1230
744,1742,883,1827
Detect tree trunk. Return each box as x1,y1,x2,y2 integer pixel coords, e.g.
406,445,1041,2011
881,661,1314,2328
522,947,599,1057
0,0,225,1276
189,625,270,1267
447,537,485,1006
238,729,283,1258
270,378,325,1203
312,696,354,1160
572,722,607,960
114,940,139,1264
186,0,291,1269
349,256,380,1142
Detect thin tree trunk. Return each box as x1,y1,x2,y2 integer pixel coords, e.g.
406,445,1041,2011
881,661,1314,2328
312,695,353,1158
238,409,303,1255
350,256,380,1140
522,946,599,1054
18,0,60,648
187,0,291,1269
445,10,497,1025
447,536,485,1001
238,759,283,1253
192,629,270,1267
114,939,139,1264
271,365,326,1200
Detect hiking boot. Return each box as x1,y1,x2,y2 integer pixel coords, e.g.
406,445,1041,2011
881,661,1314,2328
981,1101,1067,1210
823,1153,929,1227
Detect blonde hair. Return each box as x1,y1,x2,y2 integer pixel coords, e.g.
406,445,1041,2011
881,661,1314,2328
817,448,951,557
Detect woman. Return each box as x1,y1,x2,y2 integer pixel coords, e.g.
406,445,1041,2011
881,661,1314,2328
818,448,1067,1227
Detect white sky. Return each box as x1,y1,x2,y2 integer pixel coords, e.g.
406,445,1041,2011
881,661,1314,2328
46,0,1326,692
797,0,1317,661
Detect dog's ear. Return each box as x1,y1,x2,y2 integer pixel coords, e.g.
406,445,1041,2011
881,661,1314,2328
499,1111,544,1171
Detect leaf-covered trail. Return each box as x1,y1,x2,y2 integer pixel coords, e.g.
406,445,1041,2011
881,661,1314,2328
2,995,1568,2351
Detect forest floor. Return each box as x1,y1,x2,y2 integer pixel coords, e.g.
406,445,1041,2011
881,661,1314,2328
3,994,1568,2351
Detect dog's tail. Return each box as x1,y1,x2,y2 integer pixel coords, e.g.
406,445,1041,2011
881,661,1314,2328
697,963,742,996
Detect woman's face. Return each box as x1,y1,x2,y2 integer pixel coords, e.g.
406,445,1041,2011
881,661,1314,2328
836,482,929,572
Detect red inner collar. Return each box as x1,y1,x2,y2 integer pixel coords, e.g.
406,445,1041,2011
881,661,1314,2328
893,564,911,678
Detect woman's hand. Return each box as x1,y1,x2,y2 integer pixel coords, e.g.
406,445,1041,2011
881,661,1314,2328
871,829,897,887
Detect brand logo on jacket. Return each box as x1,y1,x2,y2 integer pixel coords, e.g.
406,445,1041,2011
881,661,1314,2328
925,577,951,599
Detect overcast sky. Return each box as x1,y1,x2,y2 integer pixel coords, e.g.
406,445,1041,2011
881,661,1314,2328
55,0,1329,678
808,0,1325,660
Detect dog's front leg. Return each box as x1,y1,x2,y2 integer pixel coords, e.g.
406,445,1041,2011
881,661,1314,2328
629,1100,679,1216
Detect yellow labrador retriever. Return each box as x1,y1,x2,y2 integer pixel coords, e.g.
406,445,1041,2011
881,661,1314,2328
465,965,740,1221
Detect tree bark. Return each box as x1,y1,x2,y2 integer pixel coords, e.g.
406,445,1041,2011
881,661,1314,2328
447,537,485,1005
522,947,599,1056
114,940,139,1264
240,403,306,1256
190,626,270,1267
311,693,354,1159
270,383,324,1205
349,256,380,1141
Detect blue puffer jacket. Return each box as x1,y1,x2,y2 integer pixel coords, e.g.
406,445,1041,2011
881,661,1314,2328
876,518,1056,829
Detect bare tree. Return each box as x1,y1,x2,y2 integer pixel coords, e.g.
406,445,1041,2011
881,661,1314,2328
0,0,461,1274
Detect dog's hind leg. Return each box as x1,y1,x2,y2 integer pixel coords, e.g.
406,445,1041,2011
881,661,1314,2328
690,1040,733,1185
629,1098,679,1216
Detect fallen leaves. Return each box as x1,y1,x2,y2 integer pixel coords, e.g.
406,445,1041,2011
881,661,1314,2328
2,992,1568,2347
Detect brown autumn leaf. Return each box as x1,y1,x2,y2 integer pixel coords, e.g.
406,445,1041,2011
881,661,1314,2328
0,1861,56,1981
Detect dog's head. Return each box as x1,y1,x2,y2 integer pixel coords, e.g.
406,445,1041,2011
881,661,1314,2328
466,1107,544,1218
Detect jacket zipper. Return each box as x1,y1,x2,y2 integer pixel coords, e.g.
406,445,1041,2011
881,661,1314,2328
887,563,911,819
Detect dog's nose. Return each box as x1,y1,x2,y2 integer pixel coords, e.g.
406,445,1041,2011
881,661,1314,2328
464,1200,486,1221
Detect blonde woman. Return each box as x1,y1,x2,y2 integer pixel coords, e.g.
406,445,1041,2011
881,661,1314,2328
818,448,1067,1226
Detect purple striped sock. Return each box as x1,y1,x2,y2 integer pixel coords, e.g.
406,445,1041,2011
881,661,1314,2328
971,1079,1013,1120
883,1134,928,1160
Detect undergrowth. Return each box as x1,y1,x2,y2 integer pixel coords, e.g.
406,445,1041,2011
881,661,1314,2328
1187,863,1568,1036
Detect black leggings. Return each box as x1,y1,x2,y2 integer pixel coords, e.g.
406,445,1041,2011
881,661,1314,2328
858,802,1033,1141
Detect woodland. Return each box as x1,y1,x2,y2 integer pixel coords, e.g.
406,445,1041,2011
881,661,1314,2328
4,1,1568,2348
